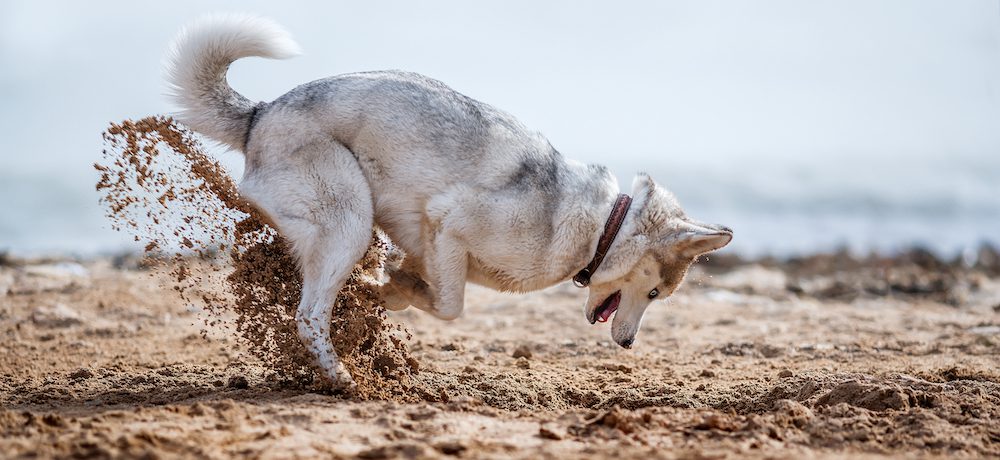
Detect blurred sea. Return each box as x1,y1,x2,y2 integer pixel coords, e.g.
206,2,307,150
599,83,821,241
1,150,997,259
649,155,1000,257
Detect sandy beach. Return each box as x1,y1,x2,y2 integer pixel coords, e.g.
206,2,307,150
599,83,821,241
1,249,998,459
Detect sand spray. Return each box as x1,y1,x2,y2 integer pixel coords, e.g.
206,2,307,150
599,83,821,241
96,116,421,399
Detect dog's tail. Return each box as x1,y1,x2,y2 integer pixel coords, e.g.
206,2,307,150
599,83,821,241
164,14,301,151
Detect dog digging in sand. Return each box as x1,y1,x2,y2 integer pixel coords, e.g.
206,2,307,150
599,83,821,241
165,14,733,385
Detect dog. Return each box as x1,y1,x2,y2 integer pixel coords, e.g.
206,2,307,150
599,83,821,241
165,15,732,383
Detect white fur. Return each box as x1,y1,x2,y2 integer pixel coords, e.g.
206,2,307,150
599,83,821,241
165,15,732,384
164,14,301,149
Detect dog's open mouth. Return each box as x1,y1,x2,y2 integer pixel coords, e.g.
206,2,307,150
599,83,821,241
593,291,621,324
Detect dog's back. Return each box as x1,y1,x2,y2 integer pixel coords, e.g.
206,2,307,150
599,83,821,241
247,70,547,185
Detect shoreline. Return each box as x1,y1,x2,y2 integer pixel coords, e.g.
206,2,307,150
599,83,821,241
5,240,999,267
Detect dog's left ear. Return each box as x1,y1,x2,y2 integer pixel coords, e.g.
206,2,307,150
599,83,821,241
672,222,733,259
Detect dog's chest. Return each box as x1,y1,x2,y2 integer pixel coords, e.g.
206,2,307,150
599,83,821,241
466,256,562,293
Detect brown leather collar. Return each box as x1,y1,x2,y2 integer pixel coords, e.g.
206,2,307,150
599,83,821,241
573,193,633,288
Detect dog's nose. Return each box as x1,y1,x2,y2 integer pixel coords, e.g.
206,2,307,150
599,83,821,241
618,337,634,349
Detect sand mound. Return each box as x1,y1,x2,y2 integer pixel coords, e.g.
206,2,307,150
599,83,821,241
95,116,419,399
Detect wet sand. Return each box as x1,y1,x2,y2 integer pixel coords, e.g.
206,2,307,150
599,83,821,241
1,250,998,459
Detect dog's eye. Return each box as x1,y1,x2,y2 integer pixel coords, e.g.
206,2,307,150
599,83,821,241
648,288,659,299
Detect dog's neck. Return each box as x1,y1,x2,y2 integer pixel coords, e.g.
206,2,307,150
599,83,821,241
569,177,653,286
572,194,632,287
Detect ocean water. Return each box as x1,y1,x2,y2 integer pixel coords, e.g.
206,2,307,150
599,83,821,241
2,0,998,258
2,149,997,259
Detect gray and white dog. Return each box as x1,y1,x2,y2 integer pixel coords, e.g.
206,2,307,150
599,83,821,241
166,15,732,383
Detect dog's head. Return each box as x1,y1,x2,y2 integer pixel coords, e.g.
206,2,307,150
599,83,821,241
584,173,732,348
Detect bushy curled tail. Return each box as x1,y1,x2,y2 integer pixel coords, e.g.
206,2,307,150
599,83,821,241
164,14,300,151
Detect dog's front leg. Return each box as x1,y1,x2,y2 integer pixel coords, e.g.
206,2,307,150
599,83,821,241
422,229,469,320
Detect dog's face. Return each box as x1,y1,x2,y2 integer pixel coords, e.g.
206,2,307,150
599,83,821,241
584,174,732,348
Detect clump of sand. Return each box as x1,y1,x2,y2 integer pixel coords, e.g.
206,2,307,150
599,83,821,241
96,116,419,399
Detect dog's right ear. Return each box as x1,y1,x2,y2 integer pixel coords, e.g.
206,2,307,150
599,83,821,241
630,173,656,203
629,172,685,238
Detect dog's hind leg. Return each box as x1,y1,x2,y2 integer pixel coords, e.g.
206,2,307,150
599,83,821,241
240,140,373,385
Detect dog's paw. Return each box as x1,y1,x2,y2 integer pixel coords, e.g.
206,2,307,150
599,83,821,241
382,301,411,312
376,281,417,312
383,241,405,272
313,365,356,394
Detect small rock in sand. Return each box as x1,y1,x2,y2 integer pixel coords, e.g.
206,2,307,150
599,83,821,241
516,357,531,369
773,399,814,428
815,380,909,411
693,414,738,432
778,369,794,378
69,368,95,380
227,375,249,389
406,406,440,421
700,369,716,378
512,344,533,359
773,399,813,418
358,443,426,459
434,441,467,455
31,304,82,328
597,363,633,373
760,344,786,358
538,423,566,440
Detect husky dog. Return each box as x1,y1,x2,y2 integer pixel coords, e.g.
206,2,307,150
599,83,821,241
165,15,732,383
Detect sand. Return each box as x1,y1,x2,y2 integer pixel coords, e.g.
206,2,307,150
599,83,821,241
1,251,999,458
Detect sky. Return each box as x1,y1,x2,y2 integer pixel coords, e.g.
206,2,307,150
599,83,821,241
1,1,999,256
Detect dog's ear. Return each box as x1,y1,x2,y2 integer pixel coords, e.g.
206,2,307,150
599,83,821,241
672,221,733,259
630,172,656,203
629,173,685,238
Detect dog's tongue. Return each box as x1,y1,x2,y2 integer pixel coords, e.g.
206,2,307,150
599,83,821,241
597,294,620,323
